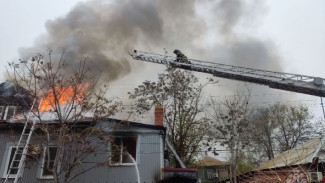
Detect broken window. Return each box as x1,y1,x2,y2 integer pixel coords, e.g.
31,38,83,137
3,106,16,120
110,137,137,165
41,147,57,178
4,146,24,177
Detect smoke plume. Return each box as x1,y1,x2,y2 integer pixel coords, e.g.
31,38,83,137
19,0,163,81
18,0,287,105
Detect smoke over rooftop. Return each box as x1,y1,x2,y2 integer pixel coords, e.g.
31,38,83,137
19,0,165,81
18,0,283,93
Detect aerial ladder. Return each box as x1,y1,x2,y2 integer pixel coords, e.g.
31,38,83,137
130,50,325,97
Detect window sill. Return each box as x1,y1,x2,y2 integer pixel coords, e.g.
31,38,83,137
39,176,54,179
2,175,17,179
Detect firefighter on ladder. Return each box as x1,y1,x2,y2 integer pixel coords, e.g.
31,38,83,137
173,49,189,63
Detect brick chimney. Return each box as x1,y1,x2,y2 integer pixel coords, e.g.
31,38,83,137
154,105,164,126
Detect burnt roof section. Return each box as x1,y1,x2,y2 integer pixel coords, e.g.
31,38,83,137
0,81,33,109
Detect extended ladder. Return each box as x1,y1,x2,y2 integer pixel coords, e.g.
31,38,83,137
130,50,325,97
5,98,43,183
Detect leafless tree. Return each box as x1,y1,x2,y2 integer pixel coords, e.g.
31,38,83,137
249,103,316,164
7,50,120,183
129,66,214,167
207,91,253,183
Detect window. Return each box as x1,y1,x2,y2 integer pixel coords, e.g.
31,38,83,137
110,137,137,165
3,106,16,120
41,147,57,179
0,106,4,119
3,146,24,178
207,169,216,179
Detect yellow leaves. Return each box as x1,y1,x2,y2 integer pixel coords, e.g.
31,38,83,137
62,135,72,143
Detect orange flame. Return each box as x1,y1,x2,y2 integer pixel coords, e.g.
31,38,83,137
40,83,90,112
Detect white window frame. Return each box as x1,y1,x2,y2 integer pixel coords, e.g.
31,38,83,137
2,146,24,178
0,106,4,120
40,146,57,179
109,137,137,166
3,106,16,120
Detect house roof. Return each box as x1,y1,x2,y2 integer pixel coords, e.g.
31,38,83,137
257,135,325,170
197,156,228,166
106,118,166,131
0,81,33,109
0,117,166,132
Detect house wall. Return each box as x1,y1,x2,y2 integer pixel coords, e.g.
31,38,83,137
197,165,230,183
0,128,164,183
217,165,230,182
197,166,216,183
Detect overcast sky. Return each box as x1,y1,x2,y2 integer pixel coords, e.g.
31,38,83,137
0,0,325,162
1,0,324,74
0,0,325,121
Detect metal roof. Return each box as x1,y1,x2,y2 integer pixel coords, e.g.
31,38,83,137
197,156,229,166
257,135,325,170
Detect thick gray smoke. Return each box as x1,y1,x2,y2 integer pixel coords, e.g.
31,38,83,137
210,0,281,71
19,0,165,81
18,0,208,81
18,0,287,106
200,0,290,105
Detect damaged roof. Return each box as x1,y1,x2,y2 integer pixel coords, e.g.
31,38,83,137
0,117,166,133
257,134,325,170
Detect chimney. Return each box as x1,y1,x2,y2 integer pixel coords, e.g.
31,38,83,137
155,105,164,126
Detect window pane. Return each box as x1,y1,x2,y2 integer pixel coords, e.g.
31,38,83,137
111,150,121,164
110,139,122,164
6,106,16,119
43,162,54,176
42,147,57,176
110,137,137,165
49,147,57,160
122,137,137,163
7,147,23,175
0,106,4,119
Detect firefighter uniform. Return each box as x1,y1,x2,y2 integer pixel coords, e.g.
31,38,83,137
173,49,188,63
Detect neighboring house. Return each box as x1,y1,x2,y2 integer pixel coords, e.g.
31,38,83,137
197,156,230,183
222,135,325,183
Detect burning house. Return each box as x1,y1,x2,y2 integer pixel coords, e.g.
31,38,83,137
0,118,166,182
0,81,167,183
0,81,33,122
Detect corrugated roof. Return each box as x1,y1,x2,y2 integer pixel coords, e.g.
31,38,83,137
257,135,325,170
198,156,228,166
